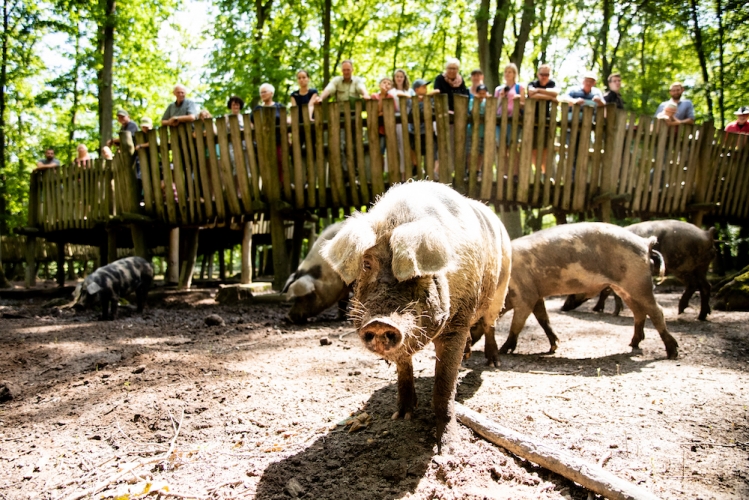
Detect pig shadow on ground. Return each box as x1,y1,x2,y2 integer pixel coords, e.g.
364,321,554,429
254,370,484,499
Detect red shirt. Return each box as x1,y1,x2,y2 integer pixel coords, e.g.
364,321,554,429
725,120,749,135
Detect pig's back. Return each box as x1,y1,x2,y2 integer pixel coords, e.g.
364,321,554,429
512,222,652,297
626,220,715,273
90,257,153,296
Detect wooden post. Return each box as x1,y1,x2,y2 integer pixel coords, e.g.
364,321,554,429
207,252,215,280
24,236,37,288
218,250,226,281
130,225,147,259
56,242,65,287
291,215,305,271
166,228,179,285
199,254,207,280
241,221,252,284
178,228,199,290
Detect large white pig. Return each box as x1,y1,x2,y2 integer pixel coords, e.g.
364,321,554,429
321,181,512,452
283,222,351,323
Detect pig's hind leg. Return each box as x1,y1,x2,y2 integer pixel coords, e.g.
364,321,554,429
620,294,678,359
432,329,469,454
499,304,533,355
393,360,417,421
532,300,559,354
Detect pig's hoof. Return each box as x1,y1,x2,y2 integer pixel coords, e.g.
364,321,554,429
666,346,679,359
462,352,471,361
698,314,709,321
392,411,412,421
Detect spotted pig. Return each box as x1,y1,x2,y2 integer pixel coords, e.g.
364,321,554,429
74,256,154,320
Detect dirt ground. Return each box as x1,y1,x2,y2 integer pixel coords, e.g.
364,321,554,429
0,283,747,500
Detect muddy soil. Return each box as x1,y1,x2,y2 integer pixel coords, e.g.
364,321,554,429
0,285,747,500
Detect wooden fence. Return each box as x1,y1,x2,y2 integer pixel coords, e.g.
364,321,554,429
23,94,749,288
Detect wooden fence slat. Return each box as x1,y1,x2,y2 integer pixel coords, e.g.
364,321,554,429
670,124,693,213
572,106,594,212
659,125,679,213
227,115,253,213
702,126,724,204
240,115,262,203
290,106,306,209
735,138,749,218
366,99,385,196
176,124,198,222
355,100,370,205
481,97,497,201
411,97,423,180
620,113,638,196
279,107,292,203
589,107,606,193
517,99,536,204
709,132,735,211
344,101,360,206
313,104,327,206
422,97,435,181
542,102,558,207
302,106,317,207
507,102,522,201
215,117,243,217
434,94,451,184
146,129,165,221
170,126,190,223
193,120,216,220
383,98,399,190
721,134,743,215
203,122,226,222
398,96,412,184
453,94,468,193
561,104,579,210
729,137,749,216
62,165,70,229
497,98,510,201
158,127,179,224
632,116,656,213
532,99,547,206
326,102,345,206
135,131,154,214
467,96,482,199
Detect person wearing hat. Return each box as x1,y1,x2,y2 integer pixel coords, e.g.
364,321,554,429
561,71,605,107
654,82,694,126
107,109,139,147
725,107,749,135
134,117,153,152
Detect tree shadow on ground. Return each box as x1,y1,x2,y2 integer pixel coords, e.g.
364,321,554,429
254,369,484,500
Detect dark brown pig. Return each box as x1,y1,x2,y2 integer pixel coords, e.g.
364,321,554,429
472,222,678,359
283,222,351,323
321,181,512,452
562,221,716,320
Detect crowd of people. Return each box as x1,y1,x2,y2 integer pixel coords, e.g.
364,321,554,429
34,58,749,175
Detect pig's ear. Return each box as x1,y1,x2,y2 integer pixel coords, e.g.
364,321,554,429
390,219,451,281
321,216,376,284
86,282,102,295
287,275,315,299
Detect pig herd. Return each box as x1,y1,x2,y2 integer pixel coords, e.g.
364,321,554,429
74,181,717,453
283,181,717,451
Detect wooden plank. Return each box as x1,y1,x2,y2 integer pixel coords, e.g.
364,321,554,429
343,100,360,206
560,104,579,210
542,102,558,207
241,115,262,202
225,115,252,213
55,167,64,230
507,101,522,201
177,124,198,222
399,96,412,184
434,94,450,184
680,124,702,213
453,94,468,193
366,99,385,196
720,133,742,215
412,96,423,179
383,98,399,189
648,119,669,213
279,107,292,202
188,122,206,222
61,165,69,229
552,103,570,208
262,106,283,202
422,97,435,181
145,129,165,221
170,126,190,223
669,125,692,213
215,117,243,217
735,139,749,218
326,102,345,206
630,116,653,213
709,132,735,211
290,106,306,208
193,120,215,220
572,106,594,212
516,99,536,204
532,99,547,206
619,113,637,195
355,100,370,205
729,137,749,216
158,128,178,224
314,104,327,206
480,96,497,200
589,107,606,193
497,98,510,201
468,95,482,199
301,106,317,207
135,131,154,214
702,126,723,204
658,125,679,213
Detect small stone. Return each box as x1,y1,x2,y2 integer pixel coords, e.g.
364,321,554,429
0,383,13,403
320,338,331,346
205,314,225,327
285,478,304,497
526,415,534,421
132,366,146,374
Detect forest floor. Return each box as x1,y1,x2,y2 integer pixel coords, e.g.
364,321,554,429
0,283,747,500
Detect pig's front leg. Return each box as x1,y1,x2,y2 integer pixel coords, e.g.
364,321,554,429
393,359,417,420
432,329,468,454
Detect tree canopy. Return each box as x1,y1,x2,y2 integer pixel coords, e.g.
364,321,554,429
0,0,747,231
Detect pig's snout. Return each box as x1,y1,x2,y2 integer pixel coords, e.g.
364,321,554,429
360,318,403,355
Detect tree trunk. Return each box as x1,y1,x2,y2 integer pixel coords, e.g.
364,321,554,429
476,0,510,92
510,0,535,74
322,0,331,86
392,0,406,73
1,0,9,236
599,0,611,78
68,18,81,164
716,0,725,127
689,0,714,121
97,0,115,151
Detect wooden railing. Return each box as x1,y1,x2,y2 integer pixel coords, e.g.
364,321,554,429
27,94,749,234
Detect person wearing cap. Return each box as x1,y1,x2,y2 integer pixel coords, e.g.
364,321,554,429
469,69,484,97
107,109,139,147
654,82,695,126
561,71,605,107
433,58,468,112
725,107,749,135
161,84,199,127
603,73,625,109
316,60,369,103
135,117,153,152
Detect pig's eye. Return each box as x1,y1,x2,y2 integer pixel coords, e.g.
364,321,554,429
362,258,372,272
